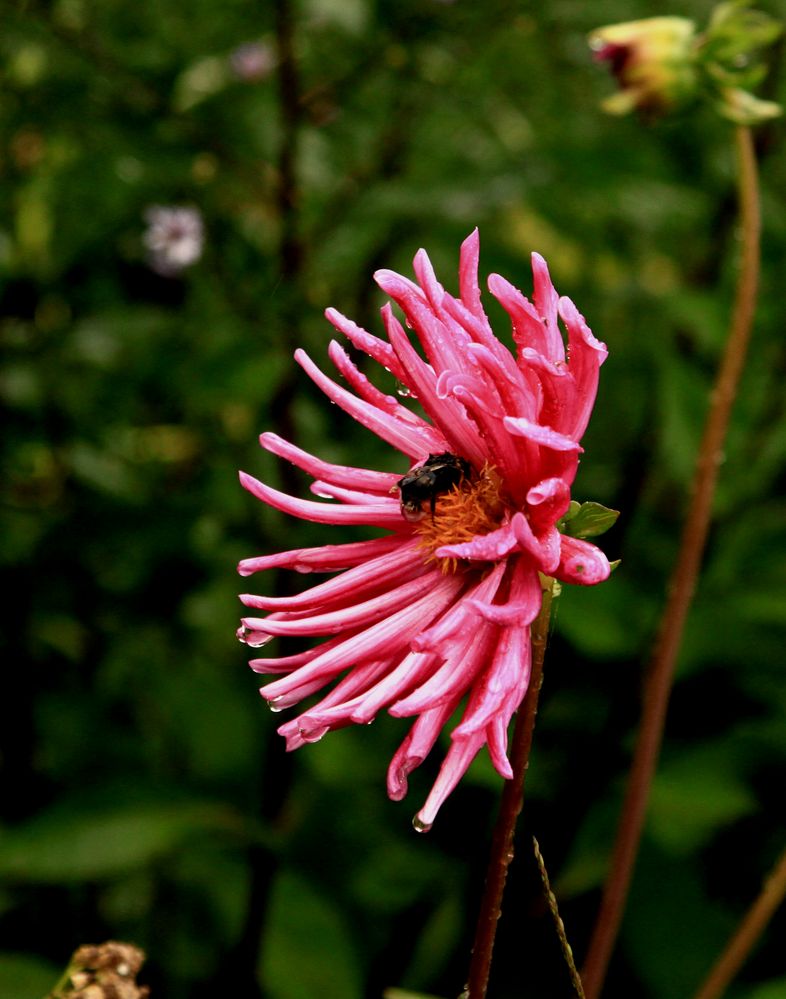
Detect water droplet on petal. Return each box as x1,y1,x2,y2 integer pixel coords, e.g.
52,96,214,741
299,721,327,743
396,382,413,398
244,631,274,649
412,814,432,834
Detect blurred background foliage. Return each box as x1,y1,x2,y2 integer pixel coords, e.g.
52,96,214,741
1,0,786,997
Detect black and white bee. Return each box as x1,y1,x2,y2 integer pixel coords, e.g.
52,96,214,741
396,452,472,522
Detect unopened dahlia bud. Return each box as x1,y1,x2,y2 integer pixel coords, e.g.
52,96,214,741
589,17,699,116
590,4,783,124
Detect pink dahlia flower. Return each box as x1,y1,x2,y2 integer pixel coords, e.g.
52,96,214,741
238,231,609,830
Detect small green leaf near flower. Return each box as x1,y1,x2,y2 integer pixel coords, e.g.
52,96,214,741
559,501,620,540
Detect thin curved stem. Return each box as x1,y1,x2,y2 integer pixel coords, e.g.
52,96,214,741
692,845,786,999
463,583,554,999
534,836,586,998
580,124,761,999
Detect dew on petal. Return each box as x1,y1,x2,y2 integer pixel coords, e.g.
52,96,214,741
412,814,432,834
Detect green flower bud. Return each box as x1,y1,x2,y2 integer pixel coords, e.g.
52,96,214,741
590,4,783,125
589,17,699,116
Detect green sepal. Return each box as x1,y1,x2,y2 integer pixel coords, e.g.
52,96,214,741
714,86,782,124
559,501,620,540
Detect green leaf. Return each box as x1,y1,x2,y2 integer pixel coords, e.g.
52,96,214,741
261,869,362,999
625,843,736,999
559,501,620,539
649,749,756,856
745,979,786,999
0,801,247,883
0,953,59,999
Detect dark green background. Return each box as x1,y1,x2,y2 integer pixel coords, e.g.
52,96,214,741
2,1,786,996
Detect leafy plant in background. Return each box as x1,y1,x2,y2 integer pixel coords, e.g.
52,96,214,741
2,0,786,997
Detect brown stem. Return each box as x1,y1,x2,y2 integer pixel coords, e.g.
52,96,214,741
580,124,761,999
463,583,554,999
691,845,786,999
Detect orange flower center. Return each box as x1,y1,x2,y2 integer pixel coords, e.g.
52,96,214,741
415,465,507,573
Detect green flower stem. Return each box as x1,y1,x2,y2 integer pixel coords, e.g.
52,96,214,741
581,124,761,999
692,845,786,999
463,582,555,999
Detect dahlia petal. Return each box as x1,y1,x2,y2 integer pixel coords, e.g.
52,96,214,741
380,305,486,466
458,228,484,319
376,264,466,374
387,696,463,802
559,296,608,440
443,379,526,483
240,540,423,611
260,572,464,702
242,572,444,638
327,340,438,433
488,272,550,359
390,618,498,717
503,416,583,452
530,252,564,364
239,471,404,527
278,657,393,745
295,348,434,459
486,716,515,779
310,480,399,505
466,342,537,420
442,293,514,370
349,651,438,724
519,347,577,437
414,733,487,830
452,626,530,737
324,307,409,385
435,520,520,562
237,535,401,577
511,514,561,574
411,562,507,649
248,637,345,674
260,432,400,494
554,534,612,586
526,476,572,532
467,557,542,626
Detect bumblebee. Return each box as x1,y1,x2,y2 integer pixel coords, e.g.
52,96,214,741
396,452,472,522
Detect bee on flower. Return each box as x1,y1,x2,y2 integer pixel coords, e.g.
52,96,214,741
237,231,610,829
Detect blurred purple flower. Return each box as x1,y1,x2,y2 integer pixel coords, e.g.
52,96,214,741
229,42,276,83
143,206,204,277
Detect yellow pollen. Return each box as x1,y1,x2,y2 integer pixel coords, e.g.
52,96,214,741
415,464,507,573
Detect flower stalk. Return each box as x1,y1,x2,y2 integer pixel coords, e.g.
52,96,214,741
581,124,761,999
691,844,786,999
463,580,555,999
